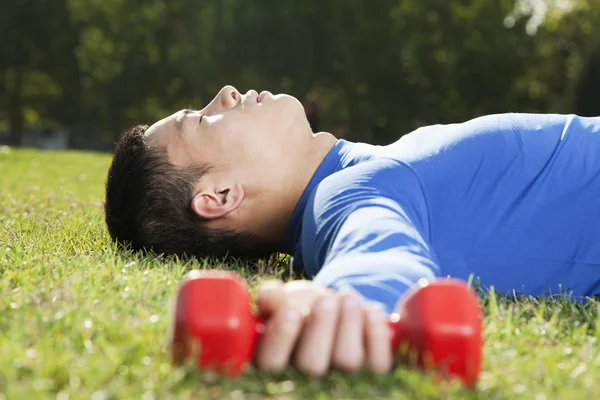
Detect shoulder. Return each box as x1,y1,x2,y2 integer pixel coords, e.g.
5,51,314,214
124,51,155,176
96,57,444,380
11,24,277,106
297,157,430,274
301,157,427,242
308,157,424,215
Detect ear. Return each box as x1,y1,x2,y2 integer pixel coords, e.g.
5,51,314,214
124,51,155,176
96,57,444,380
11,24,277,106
190,183,245,220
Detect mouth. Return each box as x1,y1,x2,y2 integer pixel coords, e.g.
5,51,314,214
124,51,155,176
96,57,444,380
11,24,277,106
246,89,259,104
258,91,272,103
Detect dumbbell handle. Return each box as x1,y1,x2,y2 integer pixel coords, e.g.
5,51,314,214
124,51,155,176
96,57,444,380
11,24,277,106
239,315,427,365
172,275,482,387
239,308,479,387
237,317,406,362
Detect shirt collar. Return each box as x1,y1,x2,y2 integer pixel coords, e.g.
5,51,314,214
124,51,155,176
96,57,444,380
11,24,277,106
279,139,354,254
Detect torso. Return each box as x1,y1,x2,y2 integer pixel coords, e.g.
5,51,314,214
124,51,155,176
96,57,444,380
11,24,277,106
306,113,600,297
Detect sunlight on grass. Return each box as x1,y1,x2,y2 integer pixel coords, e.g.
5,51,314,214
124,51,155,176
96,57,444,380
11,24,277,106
1,148,599,399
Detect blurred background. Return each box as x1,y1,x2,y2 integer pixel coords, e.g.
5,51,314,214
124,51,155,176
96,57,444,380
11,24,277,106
1,0,600,151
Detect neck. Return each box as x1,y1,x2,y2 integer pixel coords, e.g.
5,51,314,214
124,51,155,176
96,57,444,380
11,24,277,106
264,131,338,243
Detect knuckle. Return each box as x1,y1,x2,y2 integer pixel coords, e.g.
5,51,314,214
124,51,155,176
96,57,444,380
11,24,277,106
296,359,329,378
371,322,390,339
364,303,386,319
294,350,330,378
255,357,278,372
313,294,340,317
370,358,393,375
255,347,286,372
340,291,361,309
275,319,300,336
274,308,303,334
366,344,393,375
309,366,329,378
262,361,287,373
365,309,389,335
333,353,362,373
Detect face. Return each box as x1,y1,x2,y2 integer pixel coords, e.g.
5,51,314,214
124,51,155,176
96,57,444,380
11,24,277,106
144,86,317,232
145,86,311,181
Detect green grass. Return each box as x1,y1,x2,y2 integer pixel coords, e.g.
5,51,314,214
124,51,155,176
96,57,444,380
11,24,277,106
1,146,599,399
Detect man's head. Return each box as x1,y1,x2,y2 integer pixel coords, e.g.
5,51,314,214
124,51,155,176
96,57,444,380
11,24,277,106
105,86,336,259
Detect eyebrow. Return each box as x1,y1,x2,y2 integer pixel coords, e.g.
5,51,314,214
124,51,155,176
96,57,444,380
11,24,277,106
175,108,200,134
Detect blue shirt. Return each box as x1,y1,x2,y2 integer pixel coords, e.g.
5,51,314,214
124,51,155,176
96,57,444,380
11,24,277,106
280,113,600,314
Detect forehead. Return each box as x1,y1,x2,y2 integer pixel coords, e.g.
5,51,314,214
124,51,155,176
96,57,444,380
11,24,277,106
144,111,180,147
143,110,199,168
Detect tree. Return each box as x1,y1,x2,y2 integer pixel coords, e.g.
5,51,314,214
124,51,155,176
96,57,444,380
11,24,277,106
4,0,600,149
0,0,77,146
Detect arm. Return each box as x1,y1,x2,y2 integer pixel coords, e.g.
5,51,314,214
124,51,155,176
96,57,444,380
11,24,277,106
253,159,440,377
300,158,441,315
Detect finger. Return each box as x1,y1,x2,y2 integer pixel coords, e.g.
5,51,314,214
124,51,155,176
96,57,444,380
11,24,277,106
331,291,364,373
256,280,285,317
364,305,394,375
254,305,304,372
283,280,330,316
293,294,341,377
258,280,329,317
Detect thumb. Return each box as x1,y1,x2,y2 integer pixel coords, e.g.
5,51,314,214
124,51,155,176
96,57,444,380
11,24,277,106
255,280,285,318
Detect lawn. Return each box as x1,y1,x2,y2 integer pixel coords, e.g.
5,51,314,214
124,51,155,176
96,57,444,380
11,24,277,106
1,147,599,399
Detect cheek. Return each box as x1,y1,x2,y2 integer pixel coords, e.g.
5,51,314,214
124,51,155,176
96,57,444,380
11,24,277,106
204,126,259,165
220,130,276,167
176,132,225,167
208,113,288,164
167,138,198,167
273,99,306,135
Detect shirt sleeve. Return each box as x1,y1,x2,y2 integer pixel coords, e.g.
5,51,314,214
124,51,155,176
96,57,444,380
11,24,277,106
299,158,441,315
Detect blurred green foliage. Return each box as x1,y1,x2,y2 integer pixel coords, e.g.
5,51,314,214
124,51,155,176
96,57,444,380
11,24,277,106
2,0,600,147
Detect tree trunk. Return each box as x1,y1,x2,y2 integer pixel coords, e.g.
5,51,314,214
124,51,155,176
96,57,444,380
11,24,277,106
7,68,25,147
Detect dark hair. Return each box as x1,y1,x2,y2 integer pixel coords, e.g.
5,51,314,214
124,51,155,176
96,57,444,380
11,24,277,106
104,124,274,259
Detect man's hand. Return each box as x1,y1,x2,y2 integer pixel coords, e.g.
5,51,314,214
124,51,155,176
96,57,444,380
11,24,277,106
253,279,393,377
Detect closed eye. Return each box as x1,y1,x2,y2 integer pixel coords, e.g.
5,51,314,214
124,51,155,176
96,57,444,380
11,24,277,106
175,108,200,134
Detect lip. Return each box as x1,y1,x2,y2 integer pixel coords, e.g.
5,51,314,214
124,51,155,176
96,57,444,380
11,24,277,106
246,89,259,104
258,91,272,103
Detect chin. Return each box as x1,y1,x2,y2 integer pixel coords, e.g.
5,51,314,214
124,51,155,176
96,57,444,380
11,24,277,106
274,93,302,106
266,93,310,132
277,94,305,115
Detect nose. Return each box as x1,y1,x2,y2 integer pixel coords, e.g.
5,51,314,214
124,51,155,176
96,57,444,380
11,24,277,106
200,86,241,117
217,85,241,110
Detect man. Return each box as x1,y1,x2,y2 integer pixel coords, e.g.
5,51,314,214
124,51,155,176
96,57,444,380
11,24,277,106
105,86,600,377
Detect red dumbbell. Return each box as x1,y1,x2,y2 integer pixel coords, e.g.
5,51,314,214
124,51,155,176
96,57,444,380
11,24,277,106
171,271,483,387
